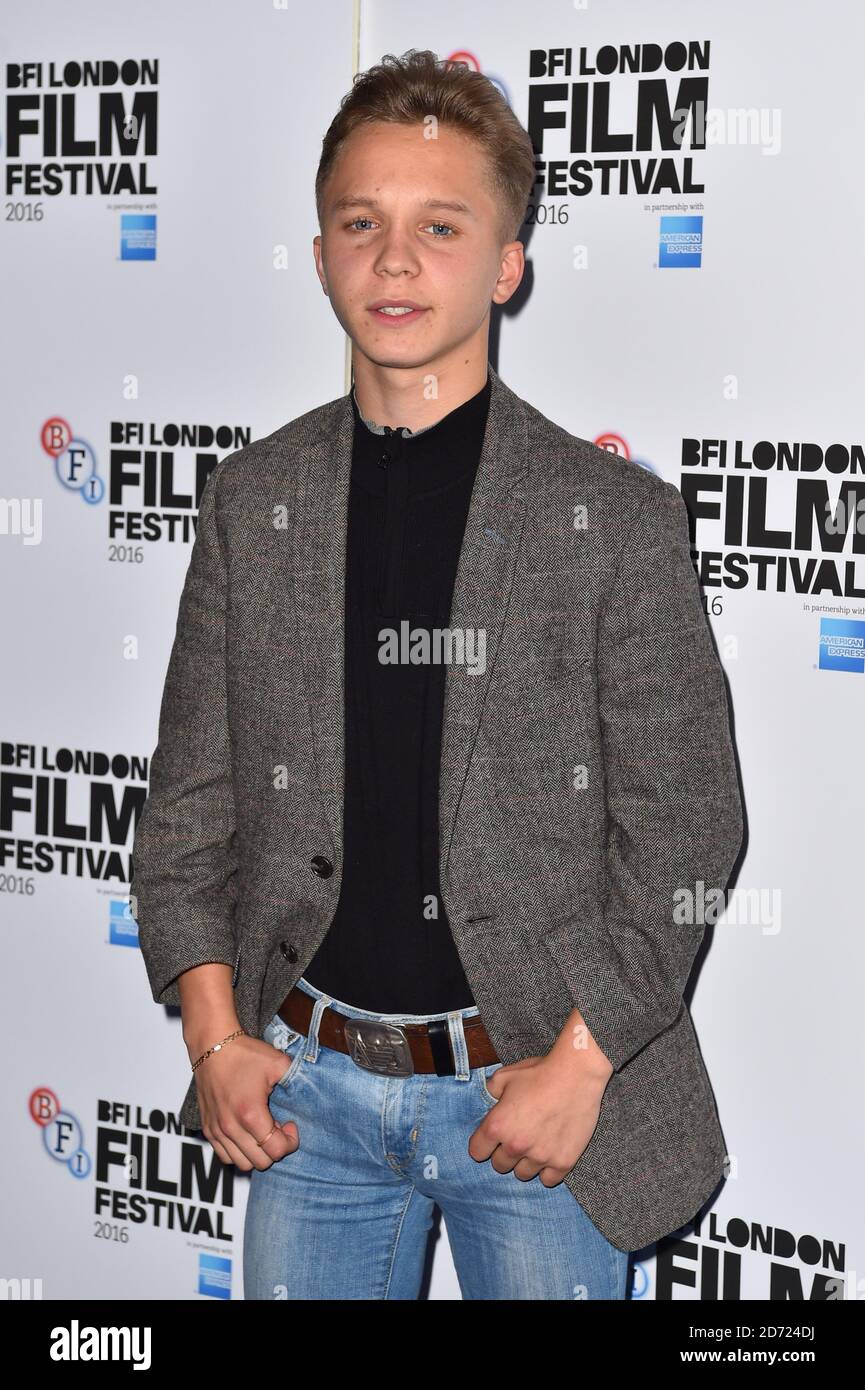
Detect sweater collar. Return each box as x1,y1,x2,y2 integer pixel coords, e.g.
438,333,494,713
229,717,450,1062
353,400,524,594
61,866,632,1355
350,370,491,440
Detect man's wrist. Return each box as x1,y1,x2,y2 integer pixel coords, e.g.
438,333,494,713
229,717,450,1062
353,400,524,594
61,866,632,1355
183,1018,243,1062
549,1006,615,1087
178,962,241,1060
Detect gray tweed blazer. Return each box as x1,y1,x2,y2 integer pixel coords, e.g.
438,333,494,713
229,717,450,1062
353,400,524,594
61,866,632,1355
131,363,743,1252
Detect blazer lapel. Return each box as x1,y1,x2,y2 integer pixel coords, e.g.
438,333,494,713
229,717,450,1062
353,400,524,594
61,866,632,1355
437,368,529,876
289,395,354,860
289,364,530,883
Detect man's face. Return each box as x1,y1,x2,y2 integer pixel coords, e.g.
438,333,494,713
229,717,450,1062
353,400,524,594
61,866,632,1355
313,121,523,373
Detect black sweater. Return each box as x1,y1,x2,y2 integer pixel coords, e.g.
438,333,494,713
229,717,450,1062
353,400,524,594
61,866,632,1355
304,371,492,1012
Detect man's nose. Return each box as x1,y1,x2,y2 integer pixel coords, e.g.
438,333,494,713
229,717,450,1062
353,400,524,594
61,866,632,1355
373,223,421,275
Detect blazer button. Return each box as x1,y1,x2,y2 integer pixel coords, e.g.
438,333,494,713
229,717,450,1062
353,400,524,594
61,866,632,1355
311,855,333,878
279,941,298,963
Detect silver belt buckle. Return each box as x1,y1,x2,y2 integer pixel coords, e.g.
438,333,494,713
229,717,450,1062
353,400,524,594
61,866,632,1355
343,1018,414,1077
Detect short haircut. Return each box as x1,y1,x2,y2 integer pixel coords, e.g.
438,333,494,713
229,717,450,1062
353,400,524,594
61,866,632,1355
316,48,536,246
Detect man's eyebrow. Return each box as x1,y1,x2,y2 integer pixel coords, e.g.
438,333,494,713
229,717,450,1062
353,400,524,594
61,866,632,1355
330,195,476,219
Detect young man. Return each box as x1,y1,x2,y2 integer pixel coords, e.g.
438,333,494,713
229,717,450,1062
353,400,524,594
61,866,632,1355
131,50,743,1300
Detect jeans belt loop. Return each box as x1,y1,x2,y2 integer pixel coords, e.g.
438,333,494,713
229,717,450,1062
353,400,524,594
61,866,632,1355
446,1012,471,1080
305,994,330,1063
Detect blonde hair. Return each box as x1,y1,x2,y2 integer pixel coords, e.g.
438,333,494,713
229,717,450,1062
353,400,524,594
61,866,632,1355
316,48,536,245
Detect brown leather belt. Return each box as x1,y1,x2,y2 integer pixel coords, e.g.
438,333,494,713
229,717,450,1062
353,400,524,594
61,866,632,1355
277,985,499,1076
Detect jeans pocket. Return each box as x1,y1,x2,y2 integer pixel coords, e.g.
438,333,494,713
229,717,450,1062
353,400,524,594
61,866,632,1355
263,1014,307,1090
477,1061,504,1107
275,1039,306,1090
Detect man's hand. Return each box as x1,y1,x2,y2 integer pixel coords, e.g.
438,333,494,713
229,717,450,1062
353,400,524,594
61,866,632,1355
178,961,299,1172
468,1005,614,1185
192,1034,302,1172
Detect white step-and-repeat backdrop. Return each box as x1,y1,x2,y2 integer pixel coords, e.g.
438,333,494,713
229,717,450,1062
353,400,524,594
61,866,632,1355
2,0,862,1301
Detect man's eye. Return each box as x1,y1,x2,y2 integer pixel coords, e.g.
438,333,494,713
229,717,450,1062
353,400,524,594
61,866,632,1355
423,222,456,237
347,217,376,231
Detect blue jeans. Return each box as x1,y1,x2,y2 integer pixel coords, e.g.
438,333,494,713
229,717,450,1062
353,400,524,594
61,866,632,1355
242,976,631,1300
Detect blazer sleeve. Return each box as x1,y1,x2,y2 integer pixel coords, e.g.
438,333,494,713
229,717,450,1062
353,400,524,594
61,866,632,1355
130,454,239,1008
549,479,744,1073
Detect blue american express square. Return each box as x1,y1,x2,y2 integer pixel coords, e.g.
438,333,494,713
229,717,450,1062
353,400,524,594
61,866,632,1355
120,214,156,261
659,215,702,267
818,617,865,673
199,1254,231,1300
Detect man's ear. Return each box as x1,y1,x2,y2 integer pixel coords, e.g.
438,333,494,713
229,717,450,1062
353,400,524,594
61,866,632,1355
492,240,525,306
312,234,329,296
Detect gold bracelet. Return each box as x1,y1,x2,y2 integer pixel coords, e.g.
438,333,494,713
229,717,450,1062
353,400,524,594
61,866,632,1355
191,1028,246,1073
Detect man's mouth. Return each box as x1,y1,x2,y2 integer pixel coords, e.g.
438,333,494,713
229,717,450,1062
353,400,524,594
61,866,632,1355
368,301,428,325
